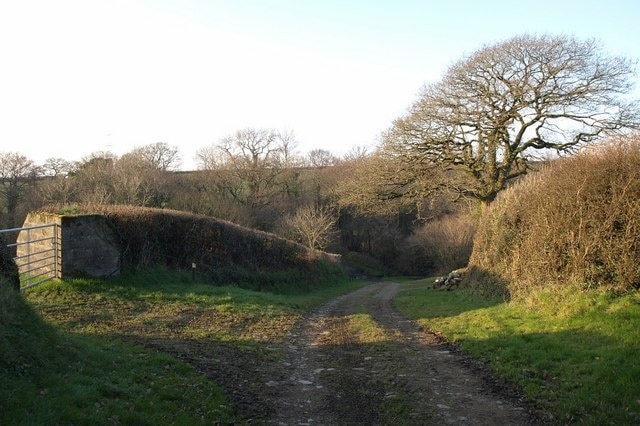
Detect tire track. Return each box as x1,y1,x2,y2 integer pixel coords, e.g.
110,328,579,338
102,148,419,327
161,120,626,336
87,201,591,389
267,281,543,425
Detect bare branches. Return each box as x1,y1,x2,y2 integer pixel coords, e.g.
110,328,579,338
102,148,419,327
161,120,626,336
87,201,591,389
195,128,300,208
280,204,338,250
129,142,182,171
0,152,41,227
387,34,640,203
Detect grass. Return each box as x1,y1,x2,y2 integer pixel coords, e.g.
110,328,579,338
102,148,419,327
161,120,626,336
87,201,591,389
394,279,640,425
345,313,390,344
0,282,236,425
2,267,366,424
25,267,365,342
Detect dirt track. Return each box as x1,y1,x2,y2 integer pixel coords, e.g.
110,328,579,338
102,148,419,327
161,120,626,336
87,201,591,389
135,280,545,424
264,281,543,425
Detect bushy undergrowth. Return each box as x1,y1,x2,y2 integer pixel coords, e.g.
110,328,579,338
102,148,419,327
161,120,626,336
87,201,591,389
468,137,640,299
396,212,478,275
41,204,345,291
342,251,389,277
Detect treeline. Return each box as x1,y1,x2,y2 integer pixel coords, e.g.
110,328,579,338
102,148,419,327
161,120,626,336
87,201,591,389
3,33,639,284
0,136,470,277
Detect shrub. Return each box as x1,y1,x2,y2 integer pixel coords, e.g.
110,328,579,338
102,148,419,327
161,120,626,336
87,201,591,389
395,212,478,276
468,135,640,299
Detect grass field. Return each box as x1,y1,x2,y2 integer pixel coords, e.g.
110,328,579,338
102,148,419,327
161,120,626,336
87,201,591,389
7,269,639,424
394,279,640,425
1,268,365,424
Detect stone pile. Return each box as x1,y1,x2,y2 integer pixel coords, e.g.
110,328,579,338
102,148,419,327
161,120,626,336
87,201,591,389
432,270,462,291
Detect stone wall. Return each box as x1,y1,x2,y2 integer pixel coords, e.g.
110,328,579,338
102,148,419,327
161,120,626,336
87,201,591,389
18,213,121,279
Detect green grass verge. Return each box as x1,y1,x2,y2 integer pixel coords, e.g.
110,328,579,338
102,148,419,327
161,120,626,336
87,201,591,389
394,279,640,425
3,268,366,424
0,282,236,425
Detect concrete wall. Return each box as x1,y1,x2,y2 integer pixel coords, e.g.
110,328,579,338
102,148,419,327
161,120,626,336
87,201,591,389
18,213,121,279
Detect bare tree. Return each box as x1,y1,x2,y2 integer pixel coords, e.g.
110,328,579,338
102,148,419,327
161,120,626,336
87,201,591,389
112,153,163,206
42,157,77,177
343,145,370,162
72,152,117,204
129,142,181,171
277,129,300,167
280,204,338,250
196,128,298,209
385,34,640,203
0,152,41,227
307,149,339,168
38,158,78,205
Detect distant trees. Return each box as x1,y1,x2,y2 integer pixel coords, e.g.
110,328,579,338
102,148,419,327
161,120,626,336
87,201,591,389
195,128,303,229
58,143,179,206
72,151,118,204
111,153,165,206
196,128,298,207
306,149,339,168
128,142,181,171
42,158,76,177
0,152,41,228
38,158,78,205
383,34,640,203
0,140,450,275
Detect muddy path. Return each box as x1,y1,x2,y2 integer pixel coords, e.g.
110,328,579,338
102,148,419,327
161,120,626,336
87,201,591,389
264,281,544,425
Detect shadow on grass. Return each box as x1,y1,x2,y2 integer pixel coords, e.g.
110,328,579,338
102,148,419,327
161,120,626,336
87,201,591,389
54,266,357,300
451,329,638,425
395,284,640,424
0,290,236,425
113,333,288,423
461,265,512,301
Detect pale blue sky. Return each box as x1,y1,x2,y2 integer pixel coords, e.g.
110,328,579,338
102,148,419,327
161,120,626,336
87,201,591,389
1,0,638,170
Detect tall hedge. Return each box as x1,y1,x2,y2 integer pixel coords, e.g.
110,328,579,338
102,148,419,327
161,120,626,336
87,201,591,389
467,137,640,299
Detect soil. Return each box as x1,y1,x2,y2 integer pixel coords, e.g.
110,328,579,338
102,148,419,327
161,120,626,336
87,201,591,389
143,281,549,425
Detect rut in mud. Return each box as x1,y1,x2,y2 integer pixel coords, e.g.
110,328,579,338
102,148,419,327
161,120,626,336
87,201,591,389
264,281,543,425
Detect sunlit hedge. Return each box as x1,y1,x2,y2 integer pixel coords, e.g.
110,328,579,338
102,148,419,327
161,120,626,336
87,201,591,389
467,135,640,299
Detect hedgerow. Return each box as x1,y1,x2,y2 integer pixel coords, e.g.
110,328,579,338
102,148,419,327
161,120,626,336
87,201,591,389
41,204,344,291
467,135,640,299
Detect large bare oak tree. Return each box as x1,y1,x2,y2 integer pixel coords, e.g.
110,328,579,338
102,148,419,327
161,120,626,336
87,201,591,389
384,34,640,203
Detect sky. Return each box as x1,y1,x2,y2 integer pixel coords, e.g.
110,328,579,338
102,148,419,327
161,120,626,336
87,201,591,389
1,0,639,171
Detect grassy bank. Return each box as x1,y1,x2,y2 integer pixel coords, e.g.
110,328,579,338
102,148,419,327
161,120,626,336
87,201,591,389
395,279,640,425
0,281,236,425
3,269,365,424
